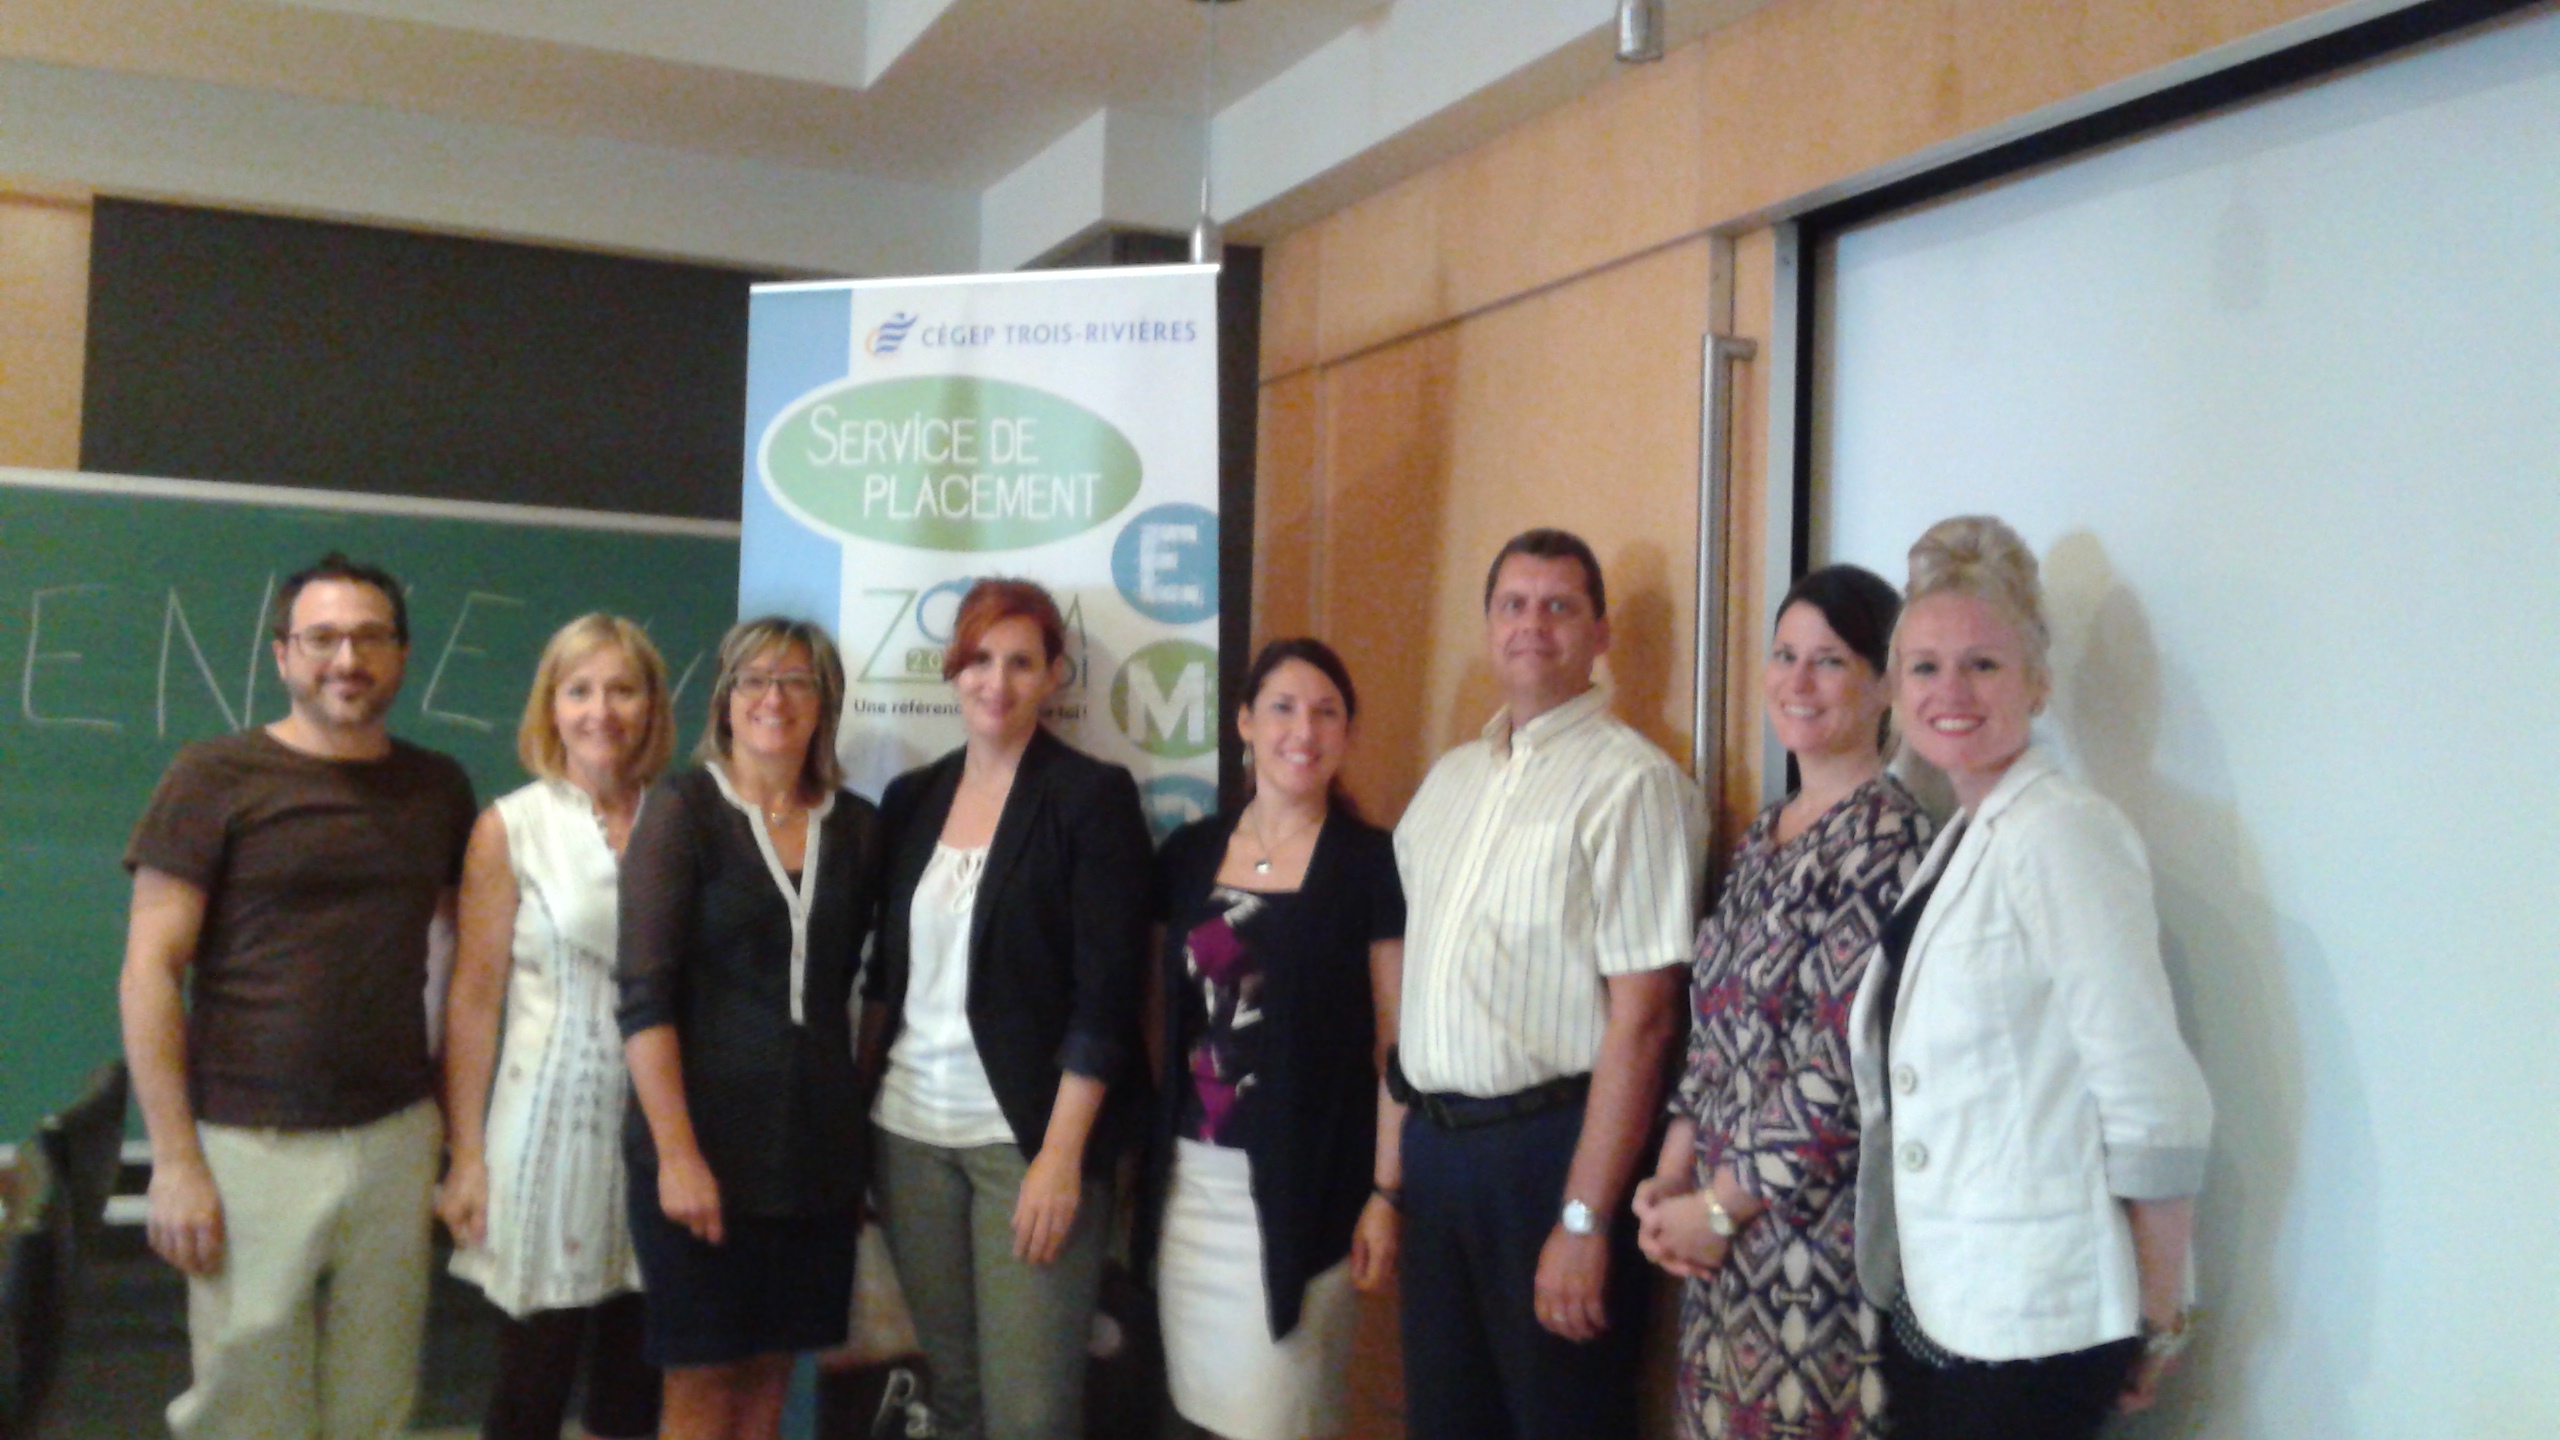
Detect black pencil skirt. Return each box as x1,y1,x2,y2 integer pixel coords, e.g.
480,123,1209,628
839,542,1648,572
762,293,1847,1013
626,1184,856,1369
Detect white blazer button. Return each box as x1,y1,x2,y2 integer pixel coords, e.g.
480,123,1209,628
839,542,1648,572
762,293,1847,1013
1892,1065,1918,1094
1899,1140,1928,1171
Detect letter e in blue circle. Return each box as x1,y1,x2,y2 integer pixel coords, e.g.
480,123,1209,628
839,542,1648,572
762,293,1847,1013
1111,504,1219,624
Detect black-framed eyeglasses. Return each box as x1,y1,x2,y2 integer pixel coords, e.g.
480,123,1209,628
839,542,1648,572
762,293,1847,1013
285,625,403,658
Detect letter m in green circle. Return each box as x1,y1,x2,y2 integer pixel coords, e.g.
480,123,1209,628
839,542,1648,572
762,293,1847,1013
1111,640,1217,759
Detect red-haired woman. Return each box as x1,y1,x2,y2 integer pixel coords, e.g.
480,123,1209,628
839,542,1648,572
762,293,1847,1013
855,578,1153,1440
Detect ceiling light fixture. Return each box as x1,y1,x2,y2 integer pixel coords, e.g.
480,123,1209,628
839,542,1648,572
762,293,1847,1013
1190,0,1241,263
1617,0,1665,63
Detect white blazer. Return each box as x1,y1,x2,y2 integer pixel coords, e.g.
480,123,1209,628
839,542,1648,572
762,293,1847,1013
1848,746,2211,1362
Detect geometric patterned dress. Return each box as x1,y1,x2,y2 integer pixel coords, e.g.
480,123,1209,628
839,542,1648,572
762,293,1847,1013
1671,776,1931,1440
447,778,643,1316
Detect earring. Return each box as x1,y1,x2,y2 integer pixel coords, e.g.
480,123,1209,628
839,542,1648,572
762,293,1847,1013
1241,741,1255,771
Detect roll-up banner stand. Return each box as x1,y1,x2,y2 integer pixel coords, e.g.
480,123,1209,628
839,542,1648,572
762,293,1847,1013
741,265,1222,836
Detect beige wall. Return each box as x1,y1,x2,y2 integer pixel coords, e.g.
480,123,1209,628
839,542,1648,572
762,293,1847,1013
0,192,88,468
1256,4,2353,1430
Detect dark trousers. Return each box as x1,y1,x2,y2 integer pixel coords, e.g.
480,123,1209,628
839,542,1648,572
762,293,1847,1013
1881,1327,2141,1440
481,1292,661,1440
1398,1104,1647,1440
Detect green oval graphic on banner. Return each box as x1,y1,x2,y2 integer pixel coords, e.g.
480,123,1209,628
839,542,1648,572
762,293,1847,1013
763,376,1143,552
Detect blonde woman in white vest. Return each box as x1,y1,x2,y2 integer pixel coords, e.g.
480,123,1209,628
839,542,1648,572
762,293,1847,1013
1849,516,2212,1440
440,613,674,1440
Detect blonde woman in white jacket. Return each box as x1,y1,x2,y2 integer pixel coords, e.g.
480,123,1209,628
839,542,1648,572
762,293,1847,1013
1850,516,2212,1440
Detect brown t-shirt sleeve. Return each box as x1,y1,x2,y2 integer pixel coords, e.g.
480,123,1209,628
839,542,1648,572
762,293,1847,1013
126,744,232,886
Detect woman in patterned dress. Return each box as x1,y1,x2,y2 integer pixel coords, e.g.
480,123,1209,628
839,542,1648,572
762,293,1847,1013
1633,566,1932,1440
439,613,675,1440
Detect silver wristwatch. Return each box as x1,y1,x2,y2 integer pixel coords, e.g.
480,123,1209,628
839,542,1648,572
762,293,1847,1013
1559,1198,1601,1236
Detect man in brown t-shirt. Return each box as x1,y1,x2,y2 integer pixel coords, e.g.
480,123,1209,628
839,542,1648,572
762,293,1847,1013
120,552,476,1440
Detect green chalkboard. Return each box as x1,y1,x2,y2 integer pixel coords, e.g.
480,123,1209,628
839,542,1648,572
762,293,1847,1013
0,470,740,1139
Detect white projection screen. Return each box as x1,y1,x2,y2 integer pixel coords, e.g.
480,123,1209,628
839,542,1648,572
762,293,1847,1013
1813,8,2560,1437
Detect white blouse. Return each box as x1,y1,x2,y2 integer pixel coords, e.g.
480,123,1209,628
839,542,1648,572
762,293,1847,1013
872,843,1016,1148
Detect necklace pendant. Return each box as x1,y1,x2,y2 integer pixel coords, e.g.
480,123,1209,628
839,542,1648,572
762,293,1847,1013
1254,858,1273,874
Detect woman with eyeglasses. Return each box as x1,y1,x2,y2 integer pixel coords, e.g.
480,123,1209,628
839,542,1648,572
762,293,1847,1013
856,578,1153,1440
615,616,883,1440
439,614,677,1440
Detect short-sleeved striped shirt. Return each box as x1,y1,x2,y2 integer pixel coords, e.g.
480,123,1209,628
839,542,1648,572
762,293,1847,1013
1393,685,1704,1097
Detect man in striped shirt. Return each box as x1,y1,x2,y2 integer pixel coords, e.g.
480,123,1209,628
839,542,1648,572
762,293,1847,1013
1390,529,1704,1440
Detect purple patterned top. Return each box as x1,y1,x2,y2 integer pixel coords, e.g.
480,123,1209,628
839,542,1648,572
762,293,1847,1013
1179,884,1283,1144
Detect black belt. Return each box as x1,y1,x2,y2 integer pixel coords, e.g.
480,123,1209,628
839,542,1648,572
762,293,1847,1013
1387,1046,1591,1132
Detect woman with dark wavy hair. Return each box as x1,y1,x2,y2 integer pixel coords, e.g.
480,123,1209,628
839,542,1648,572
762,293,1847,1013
1144,637,1406,1440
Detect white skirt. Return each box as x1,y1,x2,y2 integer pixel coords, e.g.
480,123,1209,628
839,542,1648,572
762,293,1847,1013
1159,1139,1359,1440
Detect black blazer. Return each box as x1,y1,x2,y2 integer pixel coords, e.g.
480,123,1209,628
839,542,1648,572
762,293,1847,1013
863,727,1153,1169
1140,804,1404,1338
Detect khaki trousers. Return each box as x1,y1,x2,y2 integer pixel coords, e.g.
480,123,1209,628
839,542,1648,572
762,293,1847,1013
871,1127,1110,1440
168,1099,442,1440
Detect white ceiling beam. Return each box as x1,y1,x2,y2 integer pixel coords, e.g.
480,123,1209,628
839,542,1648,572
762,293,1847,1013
978,107,1202,272
980,110,1108,272
865,0,965,84
1101,110,1211,242
0,57,976,275
1211,0,1613,225
0,0,1782,279
1212,0,1775,239
261,0,869,88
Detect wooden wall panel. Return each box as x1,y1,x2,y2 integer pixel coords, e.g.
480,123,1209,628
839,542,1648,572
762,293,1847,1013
1311,179,1447,369
1426,242,1710,767
1308,240,1712,823
1437,44,1711,321
1276,0,2353,385
1343,1289,1406,1440
1720,227,1777,850
1291,39,1718,380
1700,0,2343,224
1259,225,1323,382
1312,326,1460,818
0,194,89,469
1252,369,1322,645
1256,0,2366,846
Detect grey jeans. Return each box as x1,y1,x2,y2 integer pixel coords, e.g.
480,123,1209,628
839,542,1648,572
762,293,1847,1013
871,1126,1110,1440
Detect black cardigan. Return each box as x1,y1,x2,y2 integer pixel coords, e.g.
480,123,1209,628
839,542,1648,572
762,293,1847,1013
861,727,1153,1169
1141,804,1404,1338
